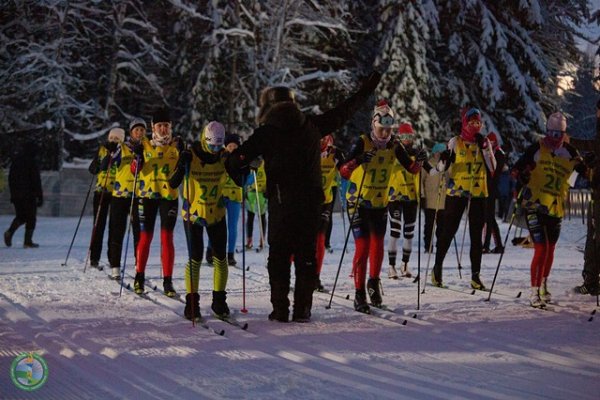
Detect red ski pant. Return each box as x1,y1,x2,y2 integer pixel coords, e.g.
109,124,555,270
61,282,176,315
349,207,387,290
525,210,560,287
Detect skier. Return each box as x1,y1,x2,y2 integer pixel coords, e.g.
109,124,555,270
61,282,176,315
105,119,145,280
324,171,341,253
4,141,43,248
87,128,123,268
244,158,267,251
315,134,345,291
512,112,590,308
169,121,232,320
225,71,382,322
482,132,505,254
131,108,180,297
386,122,420,279
340,101,429,313
431,108,496,290
421,142,447,253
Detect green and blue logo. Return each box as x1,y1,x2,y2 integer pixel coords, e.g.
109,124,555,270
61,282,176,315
10,352,48,391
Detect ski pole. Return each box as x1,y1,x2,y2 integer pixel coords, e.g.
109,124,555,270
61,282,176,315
62,174,95,266
416,169,422,310
84,156,114,273
453,236,463,277
183,159,197,326
485,189,523,301
457,145,482,278
326,169,367,309
241,177,248,313
338,179,347,246
120,155,140,297
252,169,266,252
421,173,445,295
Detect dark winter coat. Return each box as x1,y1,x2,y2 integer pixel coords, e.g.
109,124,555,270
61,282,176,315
9,151,43,203
226,85,379,215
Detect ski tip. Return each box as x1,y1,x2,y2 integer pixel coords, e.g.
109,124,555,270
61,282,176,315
588,316,594,322
242,323,249,330
345,294,350,300
591,309,597,315
218,329,225,336
402,320,408,325
412,313,417,318
470,290,476,295
246,267,250,271
516,291,522,298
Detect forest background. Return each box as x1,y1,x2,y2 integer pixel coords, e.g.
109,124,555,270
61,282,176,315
1,0,599,169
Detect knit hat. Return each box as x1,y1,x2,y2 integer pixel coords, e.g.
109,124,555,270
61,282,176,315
129,118,147,132
201,121,226,153
398,123,414,134
152,108,171,124
224,133,241,147
372,100,395,128
432,142,446,154
108,127,125,143
546,112,567,132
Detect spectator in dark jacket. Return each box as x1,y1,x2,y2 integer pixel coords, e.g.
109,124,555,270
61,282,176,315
226,72,382,323
4,142,44,248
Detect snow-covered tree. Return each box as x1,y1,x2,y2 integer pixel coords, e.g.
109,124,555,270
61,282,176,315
375,0,439,142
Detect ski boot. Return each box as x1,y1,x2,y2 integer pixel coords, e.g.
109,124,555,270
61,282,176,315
400,262,412,278
184,293,201,321
23,229,39,248
90,260,103,271
227,252,237,266
470,273,486,291
367,277,383,307
268,309,289,322
314,278,325,292
211,291,230,318
4,230,13,247
205,247,213,265
292,308,311,323
529,287,545,308
111,267,120,281
354,289,370,314
134,272,145,294
388,265,399,280
163,276,177,297
491,245,504,254
573,283,599,296
431,270,444,288
539,278,551,303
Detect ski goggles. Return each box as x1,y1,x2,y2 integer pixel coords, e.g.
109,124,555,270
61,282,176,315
398,134,414,142
373,113,395,128
207,144,223,153
546,129,564,139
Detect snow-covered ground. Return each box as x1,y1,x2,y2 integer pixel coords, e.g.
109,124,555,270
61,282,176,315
0,211,598,399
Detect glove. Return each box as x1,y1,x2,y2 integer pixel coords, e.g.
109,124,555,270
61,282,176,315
249,158,262,171
359,71,382,94
475,133,486,149
416,149,428,163
518,170,531,186
178,149,192,167
36,196,43,207
583,152,597,168
132,142,144,158
105,141,118,153
172,136,186,153
355,149,376,165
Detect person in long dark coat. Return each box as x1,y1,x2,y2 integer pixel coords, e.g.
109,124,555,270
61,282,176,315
4,142,44,248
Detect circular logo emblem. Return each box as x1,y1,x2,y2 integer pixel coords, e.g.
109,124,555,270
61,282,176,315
10,352,48,391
